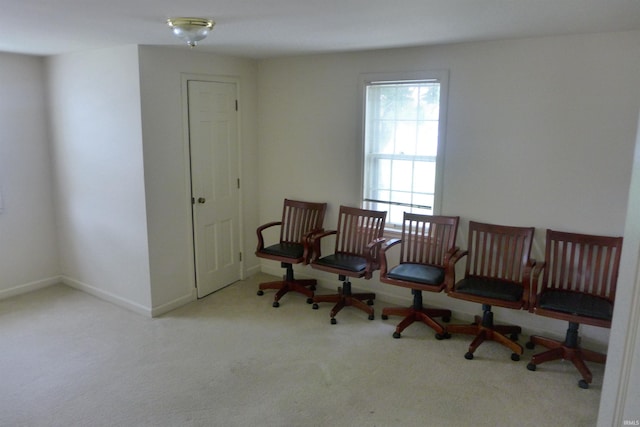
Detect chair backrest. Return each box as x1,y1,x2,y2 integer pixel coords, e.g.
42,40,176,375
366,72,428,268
399,213,459,268
540,229,622,303
334,206,386,259
279,199,327,244
465,221,534,283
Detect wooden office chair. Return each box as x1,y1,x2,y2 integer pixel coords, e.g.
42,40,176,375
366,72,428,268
526,229,622,389
446,221,535,361
310,206,386,324
256,199,327,307
379,213,459,340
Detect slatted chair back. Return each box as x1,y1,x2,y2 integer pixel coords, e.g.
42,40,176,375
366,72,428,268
541,229,622,306
279,199,327,245
399,214,459,268
334,206,387,260
465,221,535,283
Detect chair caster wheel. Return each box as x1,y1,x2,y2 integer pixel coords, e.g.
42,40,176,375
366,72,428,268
306,298,313,304
435,333,451,340
527,363,537,371
442,316,451,323
368,314,374,320
367,300,374,306
257,290,264,296
525,341,535,350
312,303,319,310
330,318,337,325
578,379,589,389
272,301,280,308
510,333,518,341
511,353,520,361
393,332,401,339
381,314,388,320
464,352,474,360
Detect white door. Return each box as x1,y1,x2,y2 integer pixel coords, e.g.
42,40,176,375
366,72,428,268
188,80,241,298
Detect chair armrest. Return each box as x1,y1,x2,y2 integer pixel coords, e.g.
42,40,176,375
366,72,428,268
527,260,546,312
255,221,282,252
444,249,467,293
521,258,536,310
443,246,460,263
364,237,387,279
309,230,337,262
379,238,402,277
383,238,401,249
302,228,324,263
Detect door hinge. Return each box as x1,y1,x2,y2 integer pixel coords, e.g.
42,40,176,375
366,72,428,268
235,100,238,111
239,252,243,261
191,197,195,204
237,178,240,189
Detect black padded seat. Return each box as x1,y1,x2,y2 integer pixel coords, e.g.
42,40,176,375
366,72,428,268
538,290,613,321
261,242,304,259
387,264,445,285
314,254,367,273
456,277,523,302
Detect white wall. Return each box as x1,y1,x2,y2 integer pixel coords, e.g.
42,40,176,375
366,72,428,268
137,46,260,313
257,31,640,348
47,45,152,314
0,53,59,297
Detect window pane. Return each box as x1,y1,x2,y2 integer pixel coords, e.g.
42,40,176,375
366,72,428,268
412,161,436,194
395,86,420,121
419,84,440,120
395,121,418,155
374,158,391,190
412,193,434,210
388,205,405,226
391,160,413,193
363,77,443,226
417,121,439,156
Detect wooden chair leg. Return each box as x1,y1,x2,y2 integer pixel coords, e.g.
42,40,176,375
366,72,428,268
446,323,481,335
489,330,523,355
467,329,487,356
346,296,375,318
329,300,347,319
381,306,412,318
581,347,607,364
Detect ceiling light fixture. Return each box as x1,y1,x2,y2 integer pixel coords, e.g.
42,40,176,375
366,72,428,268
167,17,215,48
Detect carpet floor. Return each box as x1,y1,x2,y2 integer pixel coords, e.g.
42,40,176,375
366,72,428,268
0,273,604,426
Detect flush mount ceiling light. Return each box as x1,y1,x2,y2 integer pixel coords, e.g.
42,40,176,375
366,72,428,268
167,17,215,48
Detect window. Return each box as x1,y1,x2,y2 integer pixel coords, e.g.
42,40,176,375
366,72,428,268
361,71,448,228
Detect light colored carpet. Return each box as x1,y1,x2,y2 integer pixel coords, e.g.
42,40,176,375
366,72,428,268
0,273,603,426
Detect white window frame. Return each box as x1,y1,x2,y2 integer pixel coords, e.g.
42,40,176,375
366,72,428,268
359,70,449,230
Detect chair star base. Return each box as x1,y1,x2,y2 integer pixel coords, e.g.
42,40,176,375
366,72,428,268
526,322,606,389
381,289,451,339
312,280,375,324
447,305,523,360
257,263,316,307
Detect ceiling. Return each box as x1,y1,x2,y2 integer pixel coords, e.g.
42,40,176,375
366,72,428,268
3,0,640,59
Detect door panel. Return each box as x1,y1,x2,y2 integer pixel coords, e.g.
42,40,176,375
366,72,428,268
188,80,241,298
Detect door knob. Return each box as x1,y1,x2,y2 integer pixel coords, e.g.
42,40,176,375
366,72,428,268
198,197,206,204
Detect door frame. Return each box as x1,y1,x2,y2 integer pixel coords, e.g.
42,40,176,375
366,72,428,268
180,73,245,296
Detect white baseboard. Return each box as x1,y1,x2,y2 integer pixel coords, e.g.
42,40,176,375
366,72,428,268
62,276,153,317
245,264,262,278
0,276,61,300
151,289,197,317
